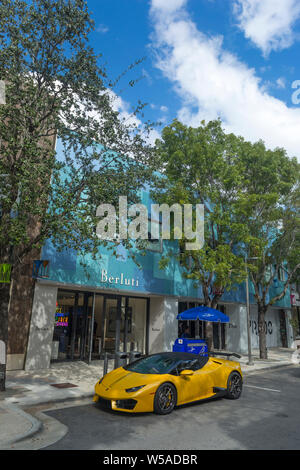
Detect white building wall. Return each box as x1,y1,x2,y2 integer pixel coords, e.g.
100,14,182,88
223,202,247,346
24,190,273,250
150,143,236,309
249,306,281,349
225,304,292,353
148,296,165,354
164,297,178,352
226,304,247,353
25,283,57,370
286,310,294,348
148,296,178,354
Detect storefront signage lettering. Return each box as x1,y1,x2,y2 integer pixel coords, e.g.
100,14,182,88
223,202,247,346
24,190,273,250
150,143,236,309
55,307,69,327
290,293,300,307
250,320,273,335
100,269,139,287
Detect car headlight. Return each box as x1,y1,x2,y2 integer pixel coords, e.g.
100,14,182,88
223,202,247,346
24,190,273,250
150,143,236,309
125,385,145,393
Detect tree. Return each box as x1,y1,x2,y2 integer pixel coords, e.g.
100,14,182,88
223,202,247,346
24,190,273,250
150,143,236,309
0,0,155,390
153,119,248,349
236,139,300,359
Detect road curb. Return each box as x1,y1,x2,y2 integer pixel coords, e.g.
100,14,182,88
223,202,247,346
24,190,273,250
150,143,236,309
0,402,43,449
242,362,293,375
21,391,94,408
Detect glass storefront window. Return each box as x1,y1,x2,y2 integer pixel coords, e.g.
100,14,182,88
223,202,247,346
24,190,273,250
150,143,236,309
178,301,205,339
52,290,148,362
52,291,84,361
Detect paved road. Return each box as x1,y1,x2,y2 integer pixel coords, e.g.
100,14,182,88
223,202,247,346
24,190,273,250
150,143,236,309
44,366,300,450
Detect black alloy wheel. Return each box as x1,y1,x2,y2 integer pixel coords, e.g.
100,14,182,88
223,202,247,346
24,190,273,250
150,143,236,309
226,371,243,399
154,382,177,415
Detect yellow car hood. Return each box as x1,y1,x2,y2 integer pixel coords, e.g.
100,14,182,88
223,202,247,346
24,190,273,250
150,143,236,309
100,367,157,390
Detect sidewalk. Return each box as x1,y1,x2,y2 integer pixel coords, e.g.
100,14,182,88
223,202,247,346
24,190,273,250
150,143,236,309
238,347,297,374
0,347,298,449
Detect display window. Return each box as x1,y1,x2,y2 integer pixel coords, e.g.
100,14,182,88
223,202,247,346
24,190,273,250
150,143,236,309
51,289,148,362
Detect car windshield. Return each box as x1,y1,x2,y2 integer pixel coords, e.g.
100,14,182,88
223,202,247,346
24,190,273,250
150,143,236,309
124,355,179,375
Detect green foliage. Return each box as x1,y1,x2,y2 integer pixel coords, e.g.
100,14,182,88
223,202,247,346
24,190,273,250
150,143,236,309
154,119,300,316
0,0,156,269
153,119,248,307
235,139,300,310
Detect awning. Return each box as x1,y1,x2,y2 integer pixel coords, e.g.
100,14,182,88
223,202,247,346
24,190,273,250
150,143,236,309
177,306,229,323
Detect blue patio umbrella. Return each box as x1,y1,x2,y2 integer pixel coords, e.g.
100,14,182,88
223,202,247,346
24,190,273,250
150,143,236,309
177,306,229,323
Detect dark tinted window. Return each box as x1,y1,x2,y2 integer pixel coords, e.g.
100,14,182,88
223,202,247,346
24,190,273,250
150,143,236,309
125,354,179,374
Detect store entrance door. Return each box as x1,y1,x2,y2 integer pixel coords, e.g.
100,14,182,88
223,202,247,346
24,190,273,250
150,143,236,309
52,289,148,364
70,292,94,361
52,290,94,362
101,296,122,354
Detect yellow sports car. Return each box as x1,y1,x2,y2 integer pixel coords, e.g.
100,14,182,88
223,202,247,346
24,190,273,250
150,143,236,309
93,352,243,414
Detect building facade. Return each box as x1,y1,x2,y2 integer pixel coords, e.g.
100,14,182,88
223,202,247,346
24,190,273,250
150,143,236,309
6,149,295,371
8,215,294,371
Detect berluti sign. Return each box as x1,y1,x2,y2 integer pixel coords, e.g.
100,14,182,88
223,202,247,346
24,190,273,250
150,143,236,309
100,269,139,287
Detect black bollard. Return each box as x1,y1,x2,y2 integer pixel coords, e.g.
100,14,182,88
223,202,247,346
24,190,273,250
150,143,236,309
103,352,108,376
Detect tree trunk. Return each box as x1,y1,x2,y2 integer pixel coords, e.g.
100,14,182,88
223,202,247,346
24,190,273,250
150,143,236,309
258,303,268,359
0,282,10,391
203,291,215,351
205,321,213,351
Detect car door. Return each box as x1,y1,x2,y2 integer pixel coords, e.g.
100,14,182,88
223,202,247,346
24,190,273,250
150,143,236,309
174,359,218,404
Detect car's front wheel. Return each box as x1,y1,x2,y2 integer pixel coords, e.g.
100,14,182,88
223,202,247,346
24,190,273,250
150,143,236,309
226,371,242,399
154,382,177,415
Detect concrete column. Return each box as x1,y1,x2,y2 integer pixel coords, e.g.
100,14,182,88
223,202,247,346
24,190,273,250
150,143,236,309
164,297,178,352
148,297,165,354
24,283,57,370
148,296,178,354
286,310,294,348
226,304,246,354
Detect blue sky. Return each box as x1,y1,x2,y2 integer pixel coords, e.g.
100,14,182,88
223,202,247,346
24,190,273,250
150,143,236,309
86,0,300,160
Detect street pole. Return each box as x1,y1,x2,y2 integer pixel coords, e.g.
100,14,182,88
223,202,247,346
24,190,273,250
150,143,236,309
245,257,254,365
88,292,96,365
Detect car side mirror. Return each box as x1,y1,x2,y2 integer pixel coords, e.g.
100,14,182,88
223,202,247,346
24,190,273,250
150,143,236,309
180,369,194,376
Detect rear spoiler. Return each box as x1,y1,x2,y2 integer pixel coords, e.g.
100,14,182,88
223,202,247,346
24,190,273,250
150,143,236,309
209,351,242,359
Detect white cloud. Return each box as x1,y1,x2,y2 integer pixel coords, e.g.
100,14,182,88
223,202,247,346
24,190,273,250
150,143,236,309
150,0,187,15
150,0,300,160
233,0,300,56
96,24,109,34
276,77,286,89
108,90,161,145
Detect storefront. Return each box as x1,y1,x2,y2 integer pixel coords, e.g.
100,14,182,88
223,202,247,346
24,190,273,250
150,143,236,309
19,279,294,371
12,195,294,371
178,301,227,350
51,289,149,362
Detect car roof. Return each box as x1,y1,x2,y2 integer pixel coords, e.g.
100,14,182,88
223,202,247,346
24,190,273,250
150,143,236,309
124,352,209,374
150,352,204,361
147,352,209,367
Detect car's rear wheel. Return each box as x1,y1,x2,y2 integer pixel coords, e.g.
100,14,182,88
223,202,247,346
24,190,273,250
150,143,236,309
226,371,242,399
154,382,177,415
